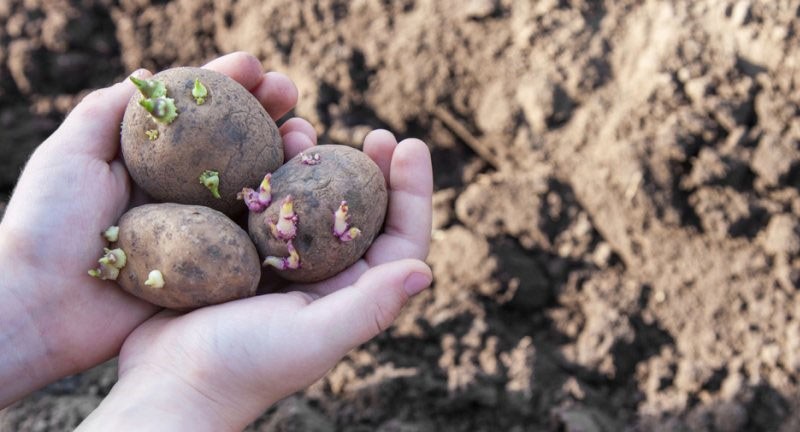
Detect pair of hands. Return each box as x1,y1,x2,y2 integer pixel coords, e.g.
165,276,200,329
0,52,433,430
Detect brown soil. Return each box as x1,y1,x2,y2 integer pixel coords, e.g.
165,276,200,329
2,0,800,430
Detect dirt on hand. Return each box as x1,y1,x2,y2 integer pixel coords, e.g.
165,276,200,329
2,0,800,431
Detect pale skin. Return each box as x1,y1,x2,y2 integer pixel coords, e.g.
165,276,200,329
0,52,433,431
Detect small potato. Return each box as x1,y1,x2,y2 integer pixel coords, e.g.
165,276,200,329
114,203,261,309
248,145,388,282
121,67,283,216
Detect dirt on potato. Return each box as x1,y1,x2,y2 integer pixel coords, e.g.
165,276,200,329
2,1,800,431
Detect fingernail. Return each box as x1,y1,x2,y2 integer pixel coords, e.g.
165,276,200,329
403,272,432,297
128,69,148,80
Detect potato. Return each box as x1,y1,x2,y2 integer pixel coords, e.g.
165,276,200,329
121,67,283,216
112,203,261,309
247,145,388,283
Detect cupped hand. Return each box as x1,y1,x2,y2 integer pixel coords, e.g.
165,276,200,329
0,52,313,406
78,131,434,431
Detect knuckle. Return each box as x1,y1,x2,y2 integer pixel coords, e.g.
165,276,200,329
372,303,388,336
284,291,316,307
72,89,108,119
81,88,107,105
370,300,397,337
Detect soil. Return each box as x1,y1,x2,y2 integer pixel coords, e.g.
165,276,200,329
2,0,800,430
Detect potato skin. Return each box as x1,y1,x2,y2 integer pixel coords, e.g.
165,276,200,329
248,145,388,282
121,67,283,216
115,203,261,309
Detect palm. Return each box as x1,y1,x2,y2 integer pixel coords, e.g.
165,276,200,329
11,155,127,273
116,129,433,419
2,111,153,376
1,53,432,417
119,294,324,408
0,53,316,378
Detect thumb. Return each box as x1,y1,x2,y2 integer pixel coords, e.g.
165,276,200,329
45,69,151,161
301,259,432,358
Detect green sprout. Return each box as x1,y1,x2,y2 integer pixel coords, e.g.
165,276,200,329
262,240,301,270
88,248,127,281
102,226,119,242
138,97,178,124
99,248,127,269
130,76,178,124
145,129,159,140
144,270,165,289
199,170,221,199
87,268,106,278
130,76,166,98
192,78,208,105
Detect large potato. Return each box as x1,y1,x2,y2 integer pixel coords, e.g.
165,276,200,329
248,145,388,282
114,203,261,309
121,67,283,216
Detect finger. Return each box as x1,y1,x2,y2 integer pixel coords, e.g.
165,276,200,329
202,52,263,91
365,138,433,263
118,308,178,362
298,137,433,297
294,259,371,298
300,259,431,359
363,129,397,184
109,159,132,215
279,117,317,161
279,117,317,144
281,132,315,162
251,72,298,120
48,69,151,161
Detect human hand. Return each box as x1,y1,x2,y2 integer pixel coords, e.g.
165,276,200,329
77,131,433,431
0,52,315,407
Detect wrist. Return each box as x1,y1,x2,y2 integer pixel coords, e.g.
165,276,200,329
0,227,54,408
77,364,258,432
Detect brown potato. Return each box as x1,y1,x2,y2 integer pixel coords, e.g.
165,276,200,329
114,203,261,309
248,145,388,283
121,67,283,216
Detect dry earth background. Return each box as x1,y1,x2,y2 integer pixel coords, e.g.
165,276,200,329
1,0,800,430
